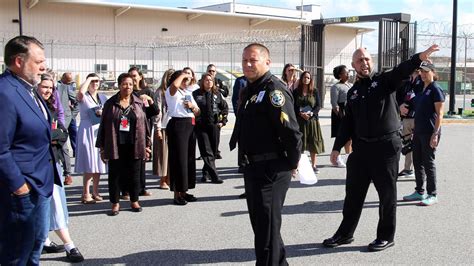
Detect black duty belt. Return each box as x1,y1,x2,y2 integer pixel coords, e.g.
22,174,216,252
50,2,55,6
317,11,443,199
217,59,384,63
358,131,399,143
245,152,282,163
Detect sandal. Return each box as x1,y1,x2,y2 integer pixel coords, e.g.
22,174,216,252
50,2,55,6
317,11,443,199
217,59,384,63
81,195,96,204
92,194,103,201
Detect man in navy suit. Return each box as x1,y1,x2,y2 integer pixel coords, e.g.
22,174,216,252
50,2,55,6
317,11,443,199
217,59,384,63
0,36,60,265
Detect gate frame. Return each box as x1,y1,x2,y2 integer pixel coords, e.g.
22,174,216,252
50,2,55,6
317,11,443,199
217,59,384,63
302,13,416,106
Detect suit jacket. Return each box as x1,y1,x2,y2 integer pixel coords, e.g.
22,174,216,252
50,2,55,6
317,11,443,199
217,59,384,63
56,81,79,127
0,70,60,196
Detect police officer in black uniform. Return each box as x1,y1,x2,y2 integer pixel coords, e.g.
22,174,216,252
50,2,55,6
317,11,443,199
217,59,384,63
230,43,302,265
323,44,439,252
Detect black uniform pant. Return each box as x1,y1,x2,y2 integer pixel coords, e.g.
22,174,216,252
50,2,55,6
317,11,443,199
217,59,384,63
335,137,401,242
412,133,437,195
244,158,291,266
196,123,219,181
167,117,196,192
108,144,141,204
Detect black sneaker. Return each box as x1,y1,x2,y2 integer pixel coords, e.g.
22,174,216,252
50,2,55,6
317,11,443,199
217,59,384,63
42,241,65,254
398,169,414,178
66,248,84,263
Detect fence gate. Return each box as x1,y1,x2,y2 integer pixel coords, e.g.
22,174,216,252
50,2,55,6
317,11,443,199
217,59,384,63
303,13,416,106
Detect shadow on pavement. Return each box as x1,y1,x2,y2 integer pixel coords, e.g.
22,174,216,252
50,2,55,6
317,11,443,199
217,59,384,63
41,243,368,265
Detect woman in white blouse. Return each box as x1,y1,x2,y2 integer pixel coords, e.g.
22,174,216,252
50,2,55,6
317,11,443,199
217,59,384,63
165,70,201,205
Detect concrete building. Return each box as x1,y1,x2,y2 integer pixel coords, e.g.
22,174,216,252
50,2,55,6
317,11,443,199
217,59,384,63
0,0,373,85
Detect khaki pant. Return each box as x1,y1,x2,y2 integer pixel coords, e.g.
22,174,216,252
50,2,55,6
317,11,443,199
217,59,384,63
401,118,415,170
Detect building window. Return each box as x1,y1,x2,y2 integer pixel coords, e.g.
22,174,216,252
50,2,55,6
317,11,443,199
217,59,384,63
129,64,148,74
95,64,108,73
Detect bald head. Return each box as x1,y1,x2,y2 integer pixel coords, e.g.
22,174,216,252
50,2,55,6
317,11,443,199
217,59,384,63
61,72,73,84
352,48,373,78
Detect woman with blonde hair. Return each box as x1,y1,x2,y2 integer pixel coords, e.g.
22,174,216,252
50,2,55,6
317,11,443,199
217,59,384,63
153,69,175,189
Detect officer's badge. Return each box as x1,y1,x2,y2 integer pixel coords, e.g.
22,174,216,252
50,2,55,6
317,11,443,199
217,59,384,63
371,81,378,88
350,90,358,100
270,90,285,107
250,94,258,103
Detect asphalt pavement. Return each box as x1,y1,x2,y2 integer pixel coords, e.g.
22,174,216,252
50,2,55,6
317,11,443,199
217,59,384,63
41,101,474,265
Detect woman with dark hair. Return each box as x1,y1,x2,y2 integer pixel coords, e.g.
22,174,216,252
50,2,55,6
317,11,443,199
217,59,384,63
127,67,158,197
403,62,445,206
193,73,228,184
330,65,353,167
183,67,199,92
166,70,200,205
75,73,107,204
282,63,299,91
153,69,175,190
293,71,325,173
37,74,84,262
96,73,152,215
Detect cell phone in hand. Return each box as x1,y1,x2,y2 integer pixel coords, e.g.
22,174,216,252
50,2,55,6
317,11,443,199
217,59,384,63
184,95,192,113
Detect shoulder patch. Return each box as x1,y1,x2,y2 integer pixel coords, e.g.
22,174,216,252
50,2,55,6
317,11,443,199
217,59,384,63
270,90,285,107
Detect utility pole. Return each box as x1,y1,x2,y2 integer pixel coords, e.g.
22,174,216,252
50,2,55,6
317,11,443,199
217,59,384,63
448,0,457,115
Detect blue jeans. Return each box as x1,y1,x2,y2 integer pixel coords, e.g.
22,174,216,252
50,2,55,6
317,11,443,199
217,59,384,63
0,187,51,266
68,118,78,157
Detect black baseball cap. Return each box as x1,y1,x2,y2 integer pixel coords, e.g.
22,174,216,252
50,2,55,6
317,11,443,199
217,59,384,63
420,61,435,71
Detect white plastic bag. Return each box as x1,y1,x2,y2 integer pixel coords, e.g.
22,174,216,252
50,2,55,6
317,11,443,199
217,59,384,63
296,153,318,185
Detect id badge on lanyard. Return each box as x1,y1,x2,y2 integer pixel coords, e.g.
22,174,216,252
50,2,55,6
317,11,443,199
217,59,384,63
120,116,130,132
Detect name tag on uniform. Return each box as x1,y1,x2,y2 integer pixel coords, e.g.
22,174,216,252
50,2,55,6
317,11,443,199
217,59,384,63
120,116,130,132
256,91,266,103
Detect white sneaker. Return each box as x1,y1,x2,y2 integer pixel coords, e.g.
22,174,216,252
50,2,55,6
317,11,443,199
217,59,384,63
336,155,346,168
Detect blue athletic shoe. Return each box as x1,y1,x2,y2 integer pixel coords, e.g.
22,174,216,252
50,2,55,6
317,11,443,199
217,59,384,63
403,191,427,201
420,195,438,206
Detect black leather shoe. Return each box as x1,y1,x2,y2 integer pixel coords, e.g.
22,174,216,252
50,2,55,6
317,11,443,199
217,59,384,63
174,197,188,205
322,235,354,248
184,193,197,202
131,206,143,212
108,209,120,216
211,178,224,184
42,241,65,254
368,239,394,252
66,247,85,263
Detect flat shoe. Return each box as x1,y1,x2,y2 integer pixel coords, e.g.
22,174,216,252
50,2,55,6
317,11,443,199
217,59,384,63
92,195,103,201
174,197,187,205
183,193,197,202
368,239,394,252
108,209,120,216
81,198,96,204
323,235,354,248
131,206,143,212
